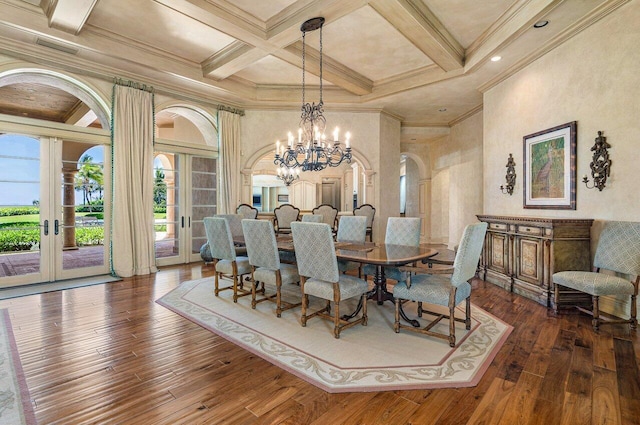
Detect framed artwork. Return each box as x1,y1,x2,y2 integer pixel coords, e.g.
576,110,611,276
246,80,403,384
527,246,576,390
523,121,577,209
277,194,288,203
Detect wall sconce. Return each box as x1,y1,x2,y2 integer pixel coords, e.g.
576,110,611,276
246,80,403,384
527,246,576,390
582,131,611,191
500,153,516,195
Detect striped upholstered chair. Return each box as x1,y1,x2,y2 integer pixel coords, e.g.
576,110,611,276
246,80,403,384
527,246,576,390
336,215,367,277
203,217,252,302
393,222,487,347
553,221,640,330
291,222,368,338
363,217,421,283
241,219,301,317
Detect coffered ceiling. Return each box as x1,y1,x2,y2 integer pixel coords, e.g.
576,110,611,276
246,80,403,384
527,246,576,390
0,0,628,130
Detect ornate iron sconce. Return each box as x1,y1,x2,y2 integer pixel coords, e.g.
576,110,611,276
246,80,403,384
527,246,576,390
582,131,611,191
500,153,516,195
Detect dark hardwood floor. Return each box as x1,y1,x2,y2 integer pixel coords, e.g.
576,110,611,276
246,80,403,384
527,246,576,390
1,263,638,424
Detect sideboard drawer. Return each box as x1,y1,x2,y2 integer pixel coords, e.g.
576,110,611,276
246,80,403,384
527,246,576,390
489,222,508,231
518,225,543,236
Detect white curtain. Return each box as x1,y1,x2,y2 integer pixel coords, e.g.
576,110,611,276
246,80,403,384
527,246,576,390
110,84,158,277
218,110,241,214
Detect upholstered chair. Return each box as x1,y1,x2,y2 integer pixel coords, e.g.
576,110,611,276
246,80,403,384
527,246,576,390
312,204,338,233
274,204,300,235
353,204,375,241
302,214,323,223
291,222,368,338
236,203,258,220
216,214,247,256
393,222,488,346
241,219,301,317
363,217,422,283
203,217,252,302
336,215,368,277
553,221,640,330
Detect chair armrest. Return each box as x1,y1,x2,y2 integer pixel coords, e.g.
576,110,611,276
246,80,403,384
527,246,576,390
398,265,454,275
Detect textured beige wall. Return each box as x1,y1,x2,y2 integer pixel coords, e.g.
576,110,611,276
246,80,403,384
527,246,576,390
483,1,640,316
484,1,640,222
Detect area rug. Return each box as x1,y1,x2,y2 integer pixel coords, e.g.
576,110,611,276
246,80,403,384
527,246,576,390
0,310,36,425
157,277,513,393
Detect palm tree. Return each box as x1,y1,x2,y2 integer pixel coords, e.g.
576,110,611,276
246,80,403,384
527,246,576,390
74,155,103,205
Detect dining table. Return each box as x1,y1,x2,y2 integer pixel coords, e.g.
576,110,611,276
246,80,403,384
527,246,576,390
233,235,439,327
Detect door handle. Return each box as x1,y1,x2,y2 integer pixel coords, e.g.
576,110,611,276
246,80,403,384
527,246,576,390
43,220,49,236
188,217,191,228
54,219,59,235
181,216,185,228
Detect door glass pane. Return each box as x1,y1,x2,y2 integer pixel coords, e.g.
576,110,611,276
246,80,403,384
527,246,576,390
0,134,41,278
191,156,216,255
62,145,105,270
154,153,179,259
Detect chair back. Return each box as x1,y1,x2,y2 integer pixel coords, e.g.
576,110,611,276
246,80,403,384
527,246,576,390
593,221,640,276
451,222,488,286
337,216,367,243
385,217,421,246
216,214,243,238
236,203,258,220
241,219,279,270
312,204,338,229
302,214,323,223
291,222,339,283
353,204,375,228
203,217,236,261
274,204,300,231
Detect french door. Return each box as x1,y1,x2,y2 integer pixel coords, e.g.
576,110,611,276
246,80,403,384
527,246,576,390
154,149,217,266
0,133,110,287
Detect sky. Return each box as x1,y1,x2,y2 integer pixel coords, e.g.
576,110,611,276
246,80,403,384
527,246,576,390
0,134,105,207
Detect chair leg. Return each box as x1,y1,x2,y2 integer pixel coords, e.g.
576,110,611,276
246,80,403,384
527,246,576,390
394,298,400,333
631,294,637,330
214,272,220,296
333,283,341,339
465,297,471,330
592,295,600,331
361,293,368,326
300,278,308,327
232,262,239,303
554,282,560,314
448,288,457,347
417,301,423,317
251,271,257,309
275,272,282,318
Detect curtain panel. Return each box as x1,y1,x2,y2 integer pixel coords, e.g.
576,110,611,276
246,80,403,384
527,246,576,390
218,110,241,214
110,85,158,277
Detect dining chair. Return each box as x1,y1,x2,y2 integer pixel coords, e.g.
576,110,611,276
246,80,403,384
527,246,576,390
336,215,367,277
241,219,301,317
553,221,640,330
291,222,368,338
312,204,338,233
203,217,252,302
363,217,421,283
353,204,375,241
236,203,259,220
393,222,488,346
274,204,300,235
217,214,247,256
302,214,323,223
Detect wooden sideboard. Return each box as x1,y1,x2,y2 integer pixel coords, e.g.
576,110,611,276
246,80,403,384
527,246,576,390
476,215,593,309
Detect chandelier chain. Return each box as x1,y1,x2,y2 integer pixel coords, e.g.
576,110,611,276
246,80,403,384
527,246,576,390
319,25,323,104
302,31,306,107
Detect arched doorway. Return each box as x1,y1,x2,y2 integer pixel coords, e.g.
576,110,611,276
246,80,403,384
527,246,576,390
153,104,218,266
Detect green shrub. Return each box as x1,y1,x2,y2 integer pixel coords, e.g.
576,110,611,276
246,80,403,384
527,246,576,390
75,205,104,213
0,228,40,252
75,227,104,246
154,205,166,214
0,207,39,217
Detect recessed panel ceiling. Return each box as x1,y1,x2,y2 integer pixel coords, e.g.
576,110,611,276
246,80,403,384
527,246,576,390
235,55,333,86
87,0,236,63
424,0,515,48
309,6,434,81
230,0,298,21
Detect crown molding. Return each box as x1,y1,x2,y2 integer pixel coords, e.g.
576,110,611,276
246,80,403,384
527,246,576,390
448,104,483,126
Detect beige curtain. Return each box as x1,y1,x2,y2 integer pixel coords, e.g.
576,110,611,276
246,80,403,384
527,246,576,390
110,84,158,277
218,110,241,214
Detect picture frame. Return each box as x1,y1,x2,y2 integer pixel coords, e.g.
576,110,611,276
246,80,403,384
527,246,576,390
523,121,577,209
277,194,288,203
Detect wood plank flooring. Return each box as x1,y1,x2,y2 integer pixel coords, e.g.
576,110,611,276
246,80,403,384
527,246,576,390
1,263,639,424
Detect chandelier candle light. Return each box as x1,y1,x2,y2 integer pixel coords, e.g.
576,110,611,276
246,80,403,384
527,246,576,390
274,17,352,173
276,166,300,186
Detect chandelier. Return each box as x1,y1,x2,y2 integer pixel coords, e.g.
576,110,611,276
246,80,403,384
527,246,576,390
276,167,300,186
274,17,352,173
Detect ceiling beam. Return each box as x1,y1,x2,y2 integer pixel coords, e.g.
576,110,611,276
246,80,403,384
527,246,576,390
43,0,99,35
201,41,270,81
369,0,464,71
